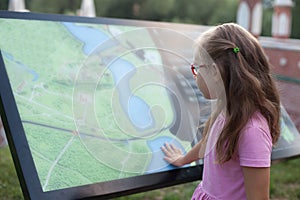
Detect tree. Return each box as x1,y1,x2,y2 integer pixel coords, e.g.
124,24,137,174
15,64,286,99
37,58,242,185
0,0,9,10
261,7,273,37
207,0,238,25
291,0,300,39
28,0,81,14
95,0,141,19
139,0,176,21
2,0,300,39
262,0,300,39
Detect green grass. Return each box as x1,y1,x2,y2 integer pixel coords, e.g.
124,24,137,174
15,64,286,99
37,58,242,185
270,159,300,199
1,146,300,200
0,147,23,200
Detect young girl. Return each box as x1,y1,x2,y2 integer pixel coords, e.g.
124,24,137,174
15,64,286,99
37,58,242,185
162,23,280,199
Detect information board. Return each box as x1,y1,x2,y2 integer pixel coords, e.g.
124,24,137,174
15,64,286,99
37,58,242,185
0,11,299,200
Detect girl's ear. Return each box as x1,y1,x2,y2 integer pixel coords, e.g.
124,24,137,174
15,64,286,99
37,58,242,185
211,63,221,82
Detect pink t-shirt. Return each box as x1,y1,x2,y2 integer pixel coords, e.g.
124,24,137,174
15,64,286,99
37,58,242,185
192,112,272,200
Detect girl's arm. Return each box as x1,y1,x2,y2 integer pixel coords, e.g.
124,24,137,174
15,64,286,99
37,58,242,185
161,140,205,167
242,166,270,200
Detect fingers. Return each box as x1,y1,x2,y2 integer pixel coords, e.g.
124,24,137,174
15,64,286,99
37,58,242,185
161,143,183,159
165,143,174,152
163,156,173,163
161,145,170,157
162,153,177,165
162,143,178,151
161,143,176,155
172,144,183,154
161,143,184,166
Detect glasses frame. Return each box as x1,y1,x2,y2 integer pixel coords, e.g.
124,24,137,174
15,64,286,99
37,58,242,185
190,64,206,76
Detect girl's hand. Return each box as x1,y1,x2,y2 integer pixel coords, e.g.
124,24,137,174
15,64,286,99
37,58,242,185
161,143,185,167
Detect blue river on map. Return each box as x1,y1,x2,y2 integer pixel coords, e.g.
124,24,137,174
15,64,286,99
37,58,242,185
63,22,154,130
146,136,190,173
2,51,39,81
62,22,110,55
62,22,188,173
102,57,153,129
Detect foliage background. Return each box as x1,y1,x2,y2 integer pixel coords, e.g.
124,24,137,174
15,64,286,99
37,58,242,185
0,0,300,38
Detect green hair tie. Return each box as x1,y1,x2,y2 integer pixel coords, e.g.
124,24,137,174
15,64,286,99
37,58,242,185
233,47,240,54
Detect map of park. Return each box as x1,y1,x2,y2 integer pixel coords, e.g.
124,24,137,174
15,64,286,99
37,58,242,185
0,19,192,191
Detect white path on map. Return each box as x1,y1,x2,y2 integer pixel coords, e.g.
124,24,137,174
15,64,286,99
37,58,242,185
42,135,75,191
15,93,74,120
31,147,92,188
32,148,53,163
37,83,73,100
118,140,132,178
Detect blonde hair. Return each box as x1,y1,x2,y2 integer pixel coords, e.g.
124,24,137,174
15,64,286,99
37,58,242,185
196,23,280,163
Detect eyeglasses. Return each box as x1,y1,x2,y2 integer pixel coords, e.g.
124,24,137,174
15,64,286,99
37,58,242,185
191,64,206,76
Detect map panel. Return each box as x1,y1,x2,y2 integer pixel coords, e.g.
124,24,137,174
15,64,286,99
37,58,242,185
0,18,200,191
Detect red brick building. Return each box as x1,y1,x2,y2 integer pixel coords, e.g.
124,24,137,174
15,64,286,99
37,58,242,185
238,0,300,130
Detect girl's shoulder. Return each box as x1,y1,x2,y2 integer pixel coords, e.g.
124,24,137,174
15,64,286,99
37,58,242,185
244,111,269,131
239,111,272,145
238,111,273,167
